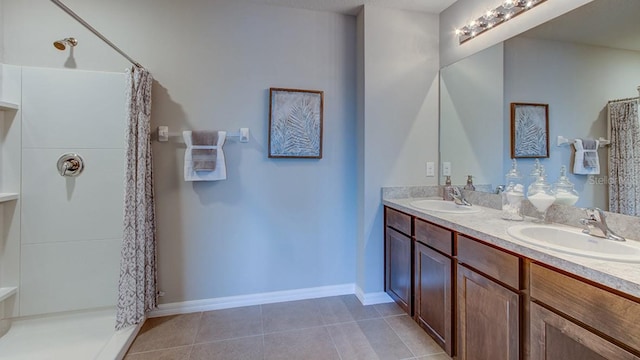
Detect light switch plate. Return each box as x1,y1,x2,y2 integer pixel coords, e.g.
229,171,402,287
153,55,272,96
442,162,452,176
426,162,435,177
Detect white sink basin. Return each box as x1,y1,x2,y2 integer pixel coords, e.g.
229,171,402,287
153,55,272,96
410,199,482,214
507,224,640,263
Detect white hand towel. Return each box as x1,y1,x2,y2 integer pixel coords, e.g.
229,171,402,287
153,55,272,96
184,131,227,181
572,139,600,175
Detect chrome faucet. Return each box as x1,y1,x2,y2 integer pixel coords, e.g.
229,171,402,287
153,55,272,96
579,208,625,242
451,186,472,206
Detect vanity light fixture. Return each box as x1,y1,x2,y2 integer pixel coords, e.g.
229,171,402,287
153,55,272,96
456,0,548,44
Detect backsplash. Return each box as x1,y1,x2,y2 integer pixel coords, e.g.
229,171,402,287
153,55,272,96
382,186,640,241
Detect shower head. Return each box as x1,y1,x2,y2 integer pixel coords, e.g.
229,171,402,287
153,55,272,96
53,37,78,50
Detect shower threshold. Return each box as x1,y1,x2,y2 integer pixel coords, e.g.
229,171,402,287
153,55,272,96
0,307,140,360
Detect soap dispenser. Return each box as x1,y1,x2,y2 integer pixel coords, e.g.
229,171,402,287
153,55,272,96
501,159,525,221
527,166,556,223
553,165,579,206
443,176,454,201
464,175,476,191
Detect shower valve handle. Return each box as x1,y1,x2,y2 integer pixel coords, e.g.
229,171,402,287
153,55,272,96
57,153,85,177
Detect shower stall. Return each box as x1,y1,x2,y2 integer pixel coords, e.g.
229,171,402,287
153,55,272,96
0,64,138,359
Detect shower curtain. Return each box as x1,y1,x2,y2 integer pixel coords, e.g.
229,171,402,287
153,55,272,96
608,100,640,216
116,67,157,330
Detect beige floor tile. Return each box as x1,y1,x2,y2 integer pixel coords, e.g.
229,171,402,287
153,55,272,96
317,295,381,325
352,318,414,359
262,299,324,333
385,315,445,356
124,345,192,360
327,321,381,360
374,302,406,317
190,335,264,360
195,305,263,343
127,313,202,353
263,326,340,360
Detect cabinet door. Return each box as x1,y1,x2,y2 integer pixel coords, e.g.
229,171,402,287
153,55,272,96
385,227,412,314
457,265,519,360
414,241,453,356
530,302,639,360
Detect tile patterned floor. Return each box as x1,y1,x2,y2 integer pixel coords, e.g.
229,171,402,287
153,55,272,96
124,295,453,360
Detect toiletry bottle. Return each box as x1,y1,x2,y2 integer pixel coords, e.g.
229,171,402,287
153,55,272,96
553,165,579,206
464,175,475,191
443,176,454,201
501,159,525,221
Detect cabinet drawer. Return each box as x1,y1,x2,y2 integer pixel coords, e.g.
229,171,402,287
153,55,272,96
457,235,520,290
386,207,412,236
530,263,640,352
415,219,453,256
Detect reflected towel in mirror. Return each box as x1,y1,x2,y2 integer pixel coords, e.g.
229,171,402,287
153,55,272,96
573,139,600,175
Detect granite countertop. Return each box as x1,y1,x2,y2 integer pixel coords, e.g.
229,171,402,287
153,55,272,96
383,197,640,299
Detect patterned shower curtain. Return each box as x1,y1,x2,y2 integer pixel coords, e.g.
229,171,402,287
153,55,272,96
116,67,157,330
608,100,640,216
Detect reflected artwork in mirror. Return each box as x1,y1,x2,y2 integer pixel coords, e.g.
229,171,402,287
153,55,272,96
511,103,549,159
439,0,640,215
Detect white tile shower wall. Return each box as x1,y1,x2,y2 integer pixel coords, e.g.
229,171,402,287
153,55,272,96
20,239,121,315
20,67,125,316
21,148,124,244
21,68,125,149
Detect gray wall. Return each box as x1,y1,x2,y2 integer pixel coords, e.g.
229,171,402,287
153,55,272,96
358,6,439,296
2,0,357,304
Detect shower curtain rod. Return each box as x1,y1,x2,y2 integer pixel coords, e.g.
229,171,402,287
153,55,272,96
50,0,143,68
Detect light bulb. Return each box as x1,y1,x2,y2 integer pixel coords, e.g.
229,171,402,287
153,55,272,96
484,10,495,20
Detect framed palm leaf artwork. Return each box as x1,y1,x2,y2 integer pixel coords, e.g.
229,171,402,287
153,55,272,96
511,103,549,158
269,88,324,159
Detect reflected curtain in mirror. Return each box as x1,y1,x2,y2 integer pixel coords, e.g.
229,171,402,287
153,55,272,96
608,99,640,216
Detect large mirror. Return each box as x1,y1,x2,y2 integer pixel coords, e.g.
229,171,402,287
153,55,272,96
440,0,640,214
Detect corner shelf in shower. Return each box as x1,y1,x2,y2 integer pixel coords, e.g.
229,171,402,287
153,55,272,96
0,287,17,302
0,193,19,203
0,101,19,111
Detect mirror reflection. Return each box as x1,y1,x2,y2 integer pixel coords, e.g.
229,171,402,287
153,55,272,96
439,0,640,215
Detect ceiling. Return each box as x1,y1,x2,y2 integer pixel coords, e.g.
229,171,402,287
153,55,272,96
522,0,640,52
238,0,457,15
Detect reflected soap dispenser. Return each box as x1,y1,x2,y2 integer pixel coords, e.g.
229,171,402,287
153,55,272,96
464,175,476,191
553,165,579,206
443,176,454,201
501,159,525,221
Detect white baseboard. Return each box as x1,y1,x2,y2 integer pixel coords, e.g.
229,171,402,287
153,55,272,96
355,285,393,305
149,283,356,318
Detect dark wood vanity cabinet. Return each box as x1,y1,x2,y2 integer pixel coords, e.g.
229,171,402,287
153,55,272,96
529,263,640,359
456,235,522,360
384,207,413,315
414,219,454,356
384,204,640,359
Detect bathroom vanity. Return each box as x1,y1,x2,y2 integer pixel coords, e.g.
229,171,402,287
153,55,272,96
383,198,640,360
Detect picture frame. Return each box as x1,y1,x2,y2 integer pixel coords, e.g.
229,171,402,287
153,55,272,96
510,102,549,158
268,88,324,159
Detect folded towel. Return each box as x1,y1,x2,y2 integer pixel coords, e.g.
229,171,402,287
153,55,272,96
191,131,218,171
581,138,598,168
184,131,227,181
572,139,600,175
